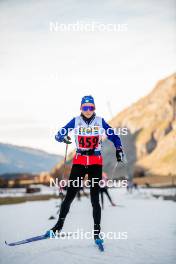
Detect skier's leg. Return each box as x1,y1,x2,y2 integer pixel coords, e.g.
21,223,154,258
51,165,85,232
104,187,116,206
104,187,113,204
100,189,104,209
88,165,102,240
77,189,81,200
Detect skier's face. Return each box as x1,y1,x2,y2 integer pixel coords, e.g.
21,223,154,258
81,103,95,118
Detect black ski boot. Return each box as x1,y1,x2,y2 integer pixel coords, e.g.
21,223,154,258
50,218,65,236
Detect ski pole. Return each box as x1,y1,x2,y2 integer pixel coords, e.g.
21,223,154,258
59,143,68,198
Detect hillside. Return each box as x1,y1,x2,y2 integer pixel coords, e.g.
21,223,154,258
0,143,62,174
109,73,176,178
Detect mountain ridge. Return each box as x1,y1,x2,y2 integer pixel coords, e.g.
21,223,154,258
0,143,63,174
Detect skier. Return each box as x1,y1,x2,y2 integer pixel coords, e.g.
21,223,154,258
50,95,124,245
100,172,116,209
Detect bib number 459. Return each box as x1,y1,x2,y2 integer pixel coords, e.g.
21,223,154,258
78,136,99,149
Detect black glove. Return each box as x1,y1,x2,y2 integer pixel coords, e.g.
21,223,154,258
116,148,124,162
63,135,72,144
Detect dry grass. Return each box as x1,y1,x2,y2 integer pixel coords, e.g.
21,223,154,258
0,194,59,206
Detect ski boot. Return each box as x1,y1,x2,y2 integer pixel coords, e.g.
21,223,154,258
94,224,104,251
46,218,65,238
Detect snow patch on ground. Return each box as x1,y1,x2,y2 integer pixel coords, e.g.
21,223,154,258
0,188,176,264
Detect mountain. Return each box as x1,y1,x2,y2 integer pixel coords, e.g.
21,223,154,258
109,73,176,178
50,73,176,182
0,143,63,174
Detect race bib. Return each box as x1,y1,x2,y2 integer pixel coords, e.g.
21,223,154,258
78,135,99,149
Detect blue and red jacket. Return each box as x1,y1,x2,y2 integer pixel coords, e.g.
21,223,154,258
55,114,122,165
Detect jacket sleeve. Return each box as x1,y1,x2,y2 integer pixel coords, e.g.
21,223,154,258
55,118,75,142
102,118,122,149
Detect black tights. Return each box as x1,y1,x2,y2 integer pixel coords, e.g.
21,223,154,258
57,164,102,231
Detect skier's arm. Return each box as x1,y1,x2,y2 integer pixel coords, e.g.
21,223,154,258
55,118,75,143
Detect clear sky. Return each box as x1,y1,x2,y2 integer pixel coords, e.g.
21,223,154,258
0,0,176,155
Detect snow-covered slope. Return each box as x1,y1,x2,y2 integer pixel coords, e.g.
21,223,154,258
0,188,175,264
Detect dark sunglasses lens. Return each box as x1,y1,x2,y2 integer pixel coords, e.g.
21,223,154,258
89,106,95,111
82,106,88,111
82,106,95,111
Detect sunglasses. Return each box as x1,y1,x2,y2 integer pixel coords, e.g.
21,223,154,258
81,106,95,111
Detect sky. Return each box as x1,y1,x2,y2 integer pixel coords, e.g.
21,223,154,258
0,0,176,155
